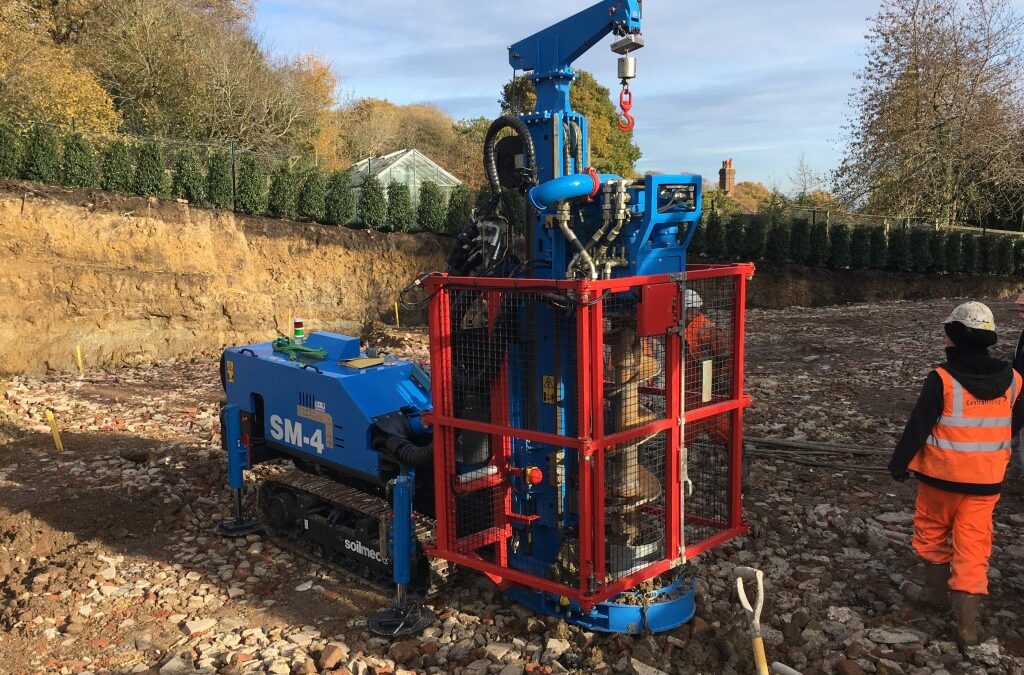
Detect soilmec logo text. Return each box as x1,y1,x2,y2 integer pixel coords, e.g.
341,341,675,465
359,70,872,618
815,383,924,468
345,538,389,564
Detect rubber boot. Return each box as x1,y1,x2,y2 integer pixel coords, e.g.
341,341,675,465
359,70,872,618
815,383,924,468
920,562,951,607
952,591,982,648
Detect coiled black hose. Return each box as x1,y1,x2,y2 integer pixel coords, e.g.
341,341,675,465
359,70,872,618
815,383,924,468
482,115,537,217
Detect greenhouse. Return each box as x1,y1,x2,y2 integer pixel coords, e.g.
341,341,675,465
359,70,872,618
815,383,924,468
348,149,461,203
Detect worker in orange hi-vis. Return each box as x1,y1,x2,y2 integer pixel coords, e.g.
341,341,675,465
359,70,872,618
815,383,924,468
682,290,730,446
889,302,1024,647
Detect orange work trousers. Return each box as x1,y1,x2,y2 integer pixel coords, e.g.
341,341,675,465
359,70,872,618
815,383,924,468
912,482,1000,595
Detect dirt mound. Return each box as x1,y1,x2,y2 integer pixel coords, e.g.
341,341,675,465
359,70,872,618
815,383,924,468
0,180,448,374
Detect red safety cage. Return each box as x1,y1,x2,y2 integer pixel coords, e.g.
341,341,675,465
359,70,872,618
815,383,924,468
424,264,753,610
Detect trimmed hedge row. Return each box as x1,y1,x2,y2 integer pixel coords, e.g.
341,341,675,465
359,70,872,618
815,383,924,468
0,125,473,234
693,216,1024,276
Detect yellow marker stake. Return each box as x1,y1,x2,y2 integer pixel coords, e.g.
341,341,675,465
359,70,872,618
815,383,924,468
46,410,65,453
394,301,400,328
75,345,85,376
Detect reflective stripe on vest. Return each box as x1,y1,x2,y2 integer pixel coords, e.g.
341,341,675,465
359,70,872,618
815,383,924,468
909,367,1021,484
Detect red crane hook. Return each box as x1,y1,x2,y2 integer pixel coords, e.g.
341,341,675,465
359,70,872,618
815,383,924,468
617,84,635,133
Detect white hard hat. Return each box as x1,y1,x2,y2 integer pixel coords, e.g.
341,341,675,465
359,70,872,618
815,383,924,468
944,302,996,331
684,289,703,310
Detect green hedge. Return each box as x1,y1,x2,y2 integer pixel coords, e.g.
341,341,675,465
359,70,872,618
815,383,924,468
298,168,327,223
133,140,165,196
807,221,828,267
235,155,267,215
358,174,387,229
445,184,472,235
789,219,811,265
62,132,98,188
325,170,355,225
0,122,20,178
101,141,133,193
868,227,887,269
764,221,790,264
386,180,414,232
827,223,851,269
417,180,447,233
850,226,871,269
268,162,298,219
909,228,932,273
172,149,205,204
206,151,233,210
23,124,59,184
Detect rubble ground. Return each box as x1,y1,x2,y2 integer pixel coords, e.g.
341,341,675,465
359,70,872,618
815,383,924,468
2,298,1023,675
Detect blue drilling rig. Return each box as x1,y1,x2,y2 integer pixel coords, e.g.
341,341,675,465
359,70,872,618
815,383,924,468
217,0,751,637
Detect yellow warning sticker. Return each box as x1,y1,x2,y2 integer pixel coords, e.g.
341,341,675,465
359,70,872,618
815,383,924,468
542,375,556,404
226,360,235,383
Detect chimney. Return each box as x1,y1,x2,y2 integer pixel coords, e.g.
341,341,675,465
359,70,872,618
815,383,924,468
718,159,736,195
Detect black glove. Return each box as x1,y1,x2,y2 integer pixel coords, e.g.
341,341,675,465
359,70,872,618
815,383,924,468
891,470,911,483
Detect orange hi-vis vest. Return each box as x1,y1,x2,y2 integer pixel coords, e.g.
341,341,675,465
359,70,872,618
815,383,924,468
910,367,1022,485
685,314,716,359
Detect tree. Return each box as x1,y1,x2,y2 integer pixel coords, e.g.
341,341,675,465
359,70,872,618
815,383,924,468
0,122,19,178
995,236,1015,275
325,170,355,225
417,180,447,233
206,150,233,209
297,168,327,222
101,140,134,193
268,162,298,219
22,124,59,183
133,140,166,196
730,182,772,214
172,148,205,203
835,0,1024,227
358,174,386,228
386,180,414,232
235,154,267,215
0,2,120,134
500,71,641,177
62,131,98,188
445,184,472,235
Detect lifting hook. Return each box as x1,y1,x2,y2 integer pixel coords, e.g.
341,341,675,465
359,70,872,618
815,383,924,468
617,83,635,132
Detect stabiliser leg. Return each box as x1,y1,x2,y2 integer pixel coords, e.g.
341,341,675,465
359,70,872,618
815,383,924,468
215,404,262,537
370,474,433,638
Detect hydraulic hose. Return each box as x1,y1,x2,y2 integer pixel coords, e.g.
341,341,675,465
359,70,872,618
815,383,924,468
374,434,433,468
483,115,537,216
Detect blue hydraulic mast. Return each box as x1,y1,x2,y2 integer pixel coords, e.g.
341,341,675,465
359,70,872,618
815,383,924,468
507,0,644,279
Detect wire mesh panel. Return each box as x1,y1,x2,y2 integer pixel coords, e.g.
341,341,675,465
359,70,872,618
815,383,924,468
684,411,733,546
683,274,737,408
603,431,669,581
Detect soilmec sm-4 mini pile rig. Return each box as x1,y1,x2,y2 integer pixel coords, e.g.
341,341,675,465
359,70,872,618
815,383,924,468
217,0,754,636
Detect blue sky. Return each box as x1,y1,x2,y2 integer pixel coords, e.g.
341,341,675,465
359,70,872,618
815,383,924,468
253,1,900,191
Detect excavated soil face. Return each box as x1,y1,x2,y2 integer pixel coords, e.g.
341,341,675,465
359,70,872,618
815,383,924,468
0,180,448,374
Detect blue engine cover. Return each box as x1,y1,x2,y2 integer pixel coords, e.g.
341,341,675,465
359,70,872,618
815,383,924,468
223,331,432,481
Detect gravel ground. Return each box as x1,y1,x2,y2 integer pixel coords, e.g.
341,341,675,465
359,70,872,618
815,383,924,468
2,299,1024,675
